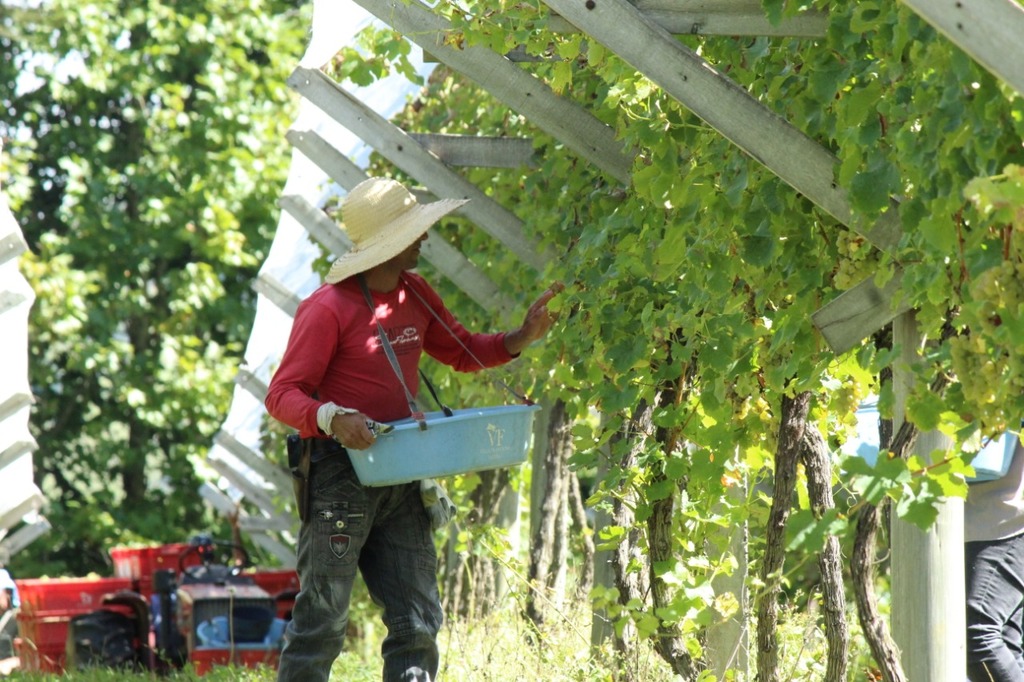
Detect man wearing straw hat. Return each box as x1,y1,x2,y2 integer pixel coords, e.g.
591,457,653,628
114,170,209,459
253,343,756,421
265,177,559,682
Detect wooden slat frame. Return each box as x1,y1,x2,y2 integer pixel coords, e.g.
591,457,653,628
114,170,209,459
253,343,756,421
0,519,51,563
253,272,303,317
0,488,43,535
238,515,294,533
549,0,827,37
811,272,912,355
439,1,827,62
0,196,29,267
539,0,908,353
407,133,538,169
213,430,292,493
285,129,516,317
900,0,1024,96
288,67,552,271
278,193,353,257
351,0,635,185
234,367,269,403
198,483,296,564
285,129,369,190
0,393,33,423
243,531,296,565
542,0,902,251
0,231,27,268
206,455,278,513
0,290,28,317
0,438,37,471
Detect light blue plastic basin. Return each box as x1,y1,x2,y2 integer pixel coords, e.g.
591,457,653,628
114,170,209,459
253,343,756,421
843,400,1018,482
349,404,541,486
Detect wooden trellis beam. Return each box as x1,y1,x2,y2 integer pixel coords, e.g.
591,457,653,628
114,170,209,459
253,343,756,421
0,195,29,267
431,1,828,62
419,238,518,319
350,0,635,185
900,0,1024,96
284,128,369,191
0,290,28,317
237,515,293,534
283,129,517,317
0,488,42,534
288,67,553,271
408,133,538,169
278,193,352,256
253,272,302,317
213,430,292,493
234,367,269,403
206,454,277,513
811,272,911,355
0,438,37,471
548,0,828,37
542,0,901,253
0,519,50,564
0,231,27,268
198,483,296,565
0,393,32,423
539,0,905,353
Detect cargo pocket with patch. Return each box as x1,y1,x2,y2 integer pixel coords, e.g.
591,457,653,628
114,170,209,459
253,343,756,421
310,457,368,578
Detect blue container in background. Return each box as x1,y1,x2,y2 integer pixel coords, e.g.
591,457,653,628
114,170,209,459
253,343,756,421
349,404,541,486
841,400,1018,482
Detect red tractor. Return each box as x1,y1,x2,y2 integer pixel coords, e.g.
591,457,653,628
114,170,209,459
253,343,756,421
14,535,298,675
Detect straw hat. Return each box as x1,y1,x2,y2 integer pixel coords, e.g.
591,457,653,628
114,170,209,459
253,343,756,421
324,178,468,284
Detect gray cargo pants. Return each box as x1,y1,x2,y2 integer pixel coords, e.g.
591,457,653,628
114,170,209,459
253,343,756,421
277,444,442,682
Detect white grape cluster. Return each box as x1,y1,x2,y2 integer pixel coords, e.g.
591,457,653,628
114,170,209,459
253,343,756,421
832,229,880,290
948,260,1024,433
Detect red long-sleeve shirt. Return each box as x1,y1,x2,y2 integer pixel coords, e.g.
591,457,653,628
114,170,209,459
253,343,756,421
265,273,513,437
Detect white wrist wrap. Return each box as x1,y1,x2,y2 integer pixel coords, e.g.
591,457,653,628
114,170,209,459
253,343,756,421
317,402,358,436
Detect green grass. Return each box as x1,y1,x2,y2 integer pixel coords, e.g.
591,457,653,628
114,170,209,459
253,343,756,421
8,588,874,681
7,604,675,682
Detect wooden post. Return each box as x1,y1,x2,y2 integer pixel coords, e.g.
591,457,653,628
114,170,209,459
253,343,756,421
705,465,750,678
529,401,552,544
890,311,964,679
590,451,615,646
494,478,520,602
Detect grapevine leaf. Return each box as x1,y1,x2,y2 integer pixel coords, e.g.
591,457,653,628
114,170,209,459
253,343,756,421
849,157,899,214
786,508,848,554
905,391,944,432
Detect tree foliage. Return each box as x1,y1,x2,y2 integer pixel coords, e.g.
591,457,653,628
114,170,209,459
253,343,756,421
1,0,307,577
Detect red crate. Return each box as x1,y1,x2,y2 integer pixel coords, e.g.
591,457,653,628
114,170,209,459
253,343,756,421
109,547,147,581
190,647,280,675
110,543,202,596
15,577,135,616
150,543,201,574
110,543,195,579
15,604,134,674
15,610,68,673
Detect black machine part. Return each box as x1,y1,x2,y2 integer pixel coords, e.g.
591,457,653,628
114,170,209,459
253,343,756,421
178,534,254,585
65,590,150,672
66,610,136,669
154,569,188,669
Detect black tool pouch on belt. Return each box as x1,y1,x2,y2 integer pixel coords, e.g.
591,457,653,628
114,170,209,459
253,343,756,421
286,434,311,523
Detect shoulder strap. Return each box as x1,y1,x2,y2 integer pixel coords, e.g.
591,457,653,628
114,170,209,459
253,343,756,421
402,274,534,406
357,275,427,430
419,368,453,417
